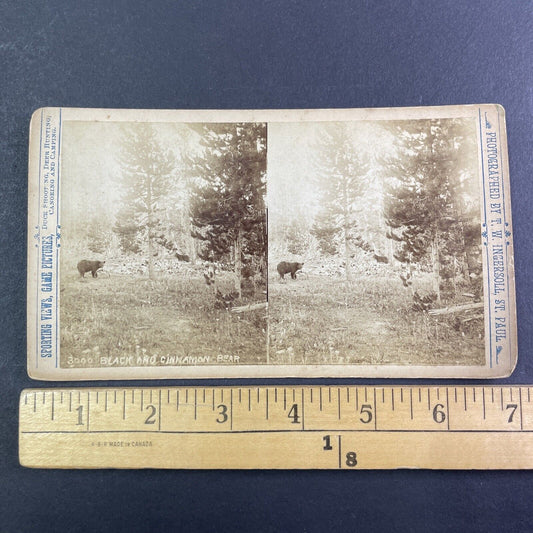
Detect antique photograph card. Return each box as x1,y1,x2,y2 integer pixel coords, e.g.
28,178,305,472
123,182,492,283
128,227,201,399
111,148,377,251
27,105,516,379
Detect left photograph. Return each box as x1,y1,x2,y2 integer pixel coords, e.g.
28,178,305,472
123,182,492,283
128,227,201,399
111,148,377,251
59,120,267,369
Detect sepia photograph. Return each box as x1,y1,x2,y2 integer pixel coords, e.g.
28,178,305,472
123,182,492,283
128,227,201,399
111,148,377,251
27,106,516,379
58,119,267,369
268,118,484,366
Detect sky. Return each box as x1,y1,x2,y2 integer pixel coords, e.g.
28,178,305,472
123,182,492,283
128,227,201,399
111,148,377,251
60,121,196,226
267,118,481,229
60,117,480,231
267,120,398,227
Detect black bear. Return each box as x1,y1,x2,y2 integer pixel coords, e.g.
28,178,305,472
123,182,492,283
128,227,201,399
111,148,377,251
77,260,105,278
277,261,304,280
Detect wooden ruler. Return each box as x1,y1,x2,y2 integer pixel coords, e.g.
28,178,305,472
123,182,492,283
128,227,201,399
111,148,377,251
19,385,533,469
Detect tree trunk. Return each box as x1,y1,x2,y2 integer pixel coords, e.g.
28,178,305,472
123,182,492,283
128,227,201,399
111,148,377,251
183,192,197,264
147,178,155,280
231,302,267,313
234,227,243,298
431,231,441,303
147,236,155,279
425,121,440,302
428,302,483,315
342,171,352,282
344,228,352,282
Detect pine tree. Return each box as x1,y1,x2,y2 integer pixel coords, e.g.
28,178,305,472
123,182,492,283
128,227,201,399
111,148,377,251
383,118,479,302
286,216,311,256
113,124,176,278
311,211,339,256
187,123,267,297
311,123,371,281
87,215,111,255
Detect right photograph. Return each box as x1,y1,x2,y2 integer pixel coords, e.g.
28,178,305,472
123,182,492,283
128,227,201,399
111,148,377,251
267,118,485,367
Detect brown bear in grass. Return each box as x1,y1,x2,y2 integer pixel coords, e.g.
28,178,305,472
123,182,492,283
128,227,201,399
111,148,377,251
77,260,105,278
277,261,304,280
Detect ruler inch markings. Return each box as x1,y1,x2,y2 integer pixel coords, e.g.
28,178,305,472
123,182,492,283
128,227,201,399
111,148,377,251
374,387,378,431
230,388,233,431
22,428,533,435
158,389,162,431
446,387,450,430
519,387,523,430
20,385,533,470
301,388,305,430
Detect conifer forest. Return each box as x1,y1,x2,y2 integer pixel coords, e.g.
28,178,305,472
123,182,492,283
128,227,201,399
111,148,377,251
59,118,484,368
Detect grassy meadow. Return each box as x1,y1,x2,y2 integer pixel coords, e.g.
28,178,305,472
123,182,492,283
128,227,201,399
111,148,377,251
268,271,485,366
60,268,267,368
60,259,484,369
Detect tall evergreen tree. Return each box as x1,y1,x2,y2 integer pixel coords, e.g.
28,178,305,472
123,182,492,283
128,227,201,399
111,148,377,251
87,215,112,255
311,123,371,281
383,118,479,301
113,124,176,278
187,123,267,297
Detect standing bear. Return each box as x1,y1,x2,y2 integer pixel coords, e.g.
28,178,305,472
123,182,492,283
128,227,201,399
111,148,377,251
77,259,105,278
277,261,304,280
